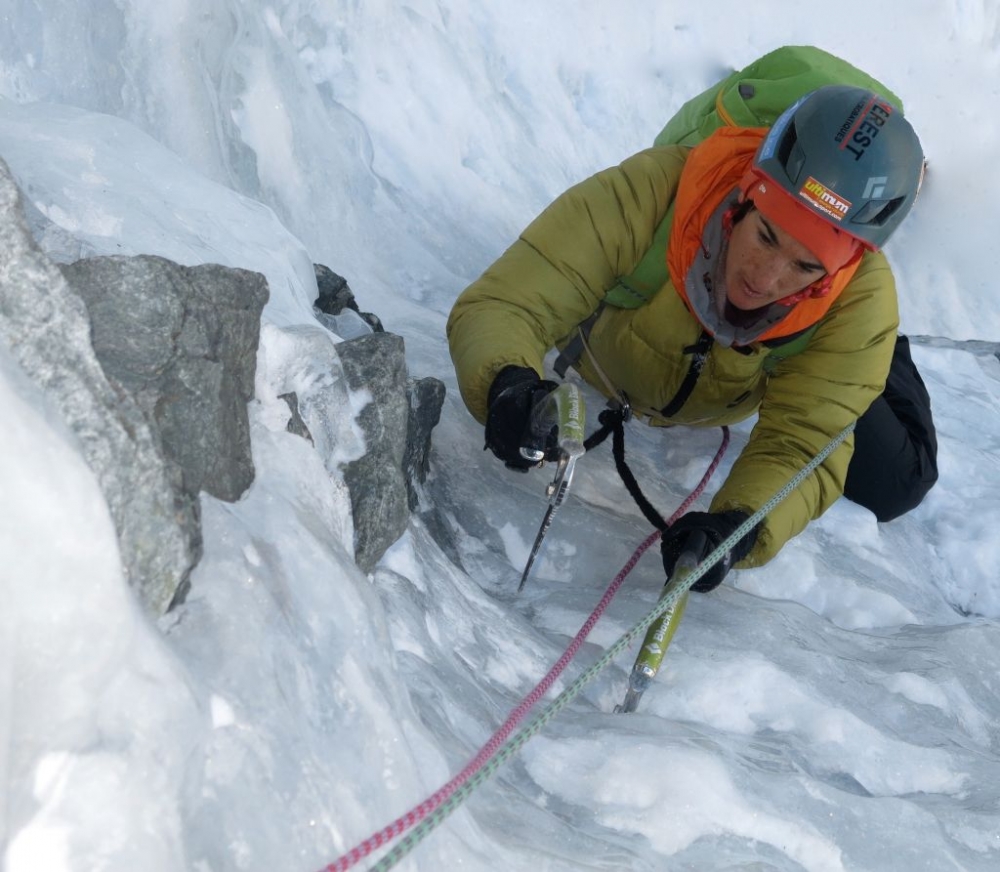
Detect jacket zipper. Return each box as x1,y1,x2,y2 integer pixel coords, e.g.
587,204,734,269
660,330,713,418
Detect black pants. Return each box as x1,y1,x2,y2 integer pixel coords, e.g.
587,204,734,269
843,335,938,522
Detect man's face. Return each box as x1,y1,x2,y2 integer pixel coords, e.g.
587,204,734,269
724,209,826,310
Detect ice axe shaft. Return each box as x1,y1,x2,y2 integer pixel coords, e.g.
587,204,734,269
517,384,586,592
614,579,690,713
615,531,707,713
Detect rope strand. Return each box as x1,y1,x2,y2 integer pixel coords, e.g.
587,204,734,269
321,422,852,872
321,427,731,872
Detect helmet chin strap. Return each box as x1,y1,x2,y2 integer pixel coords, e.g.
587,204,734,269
775,277,833,307
775,245,866,306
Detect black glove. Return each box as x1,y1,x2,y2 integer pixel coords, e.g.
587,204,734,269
484,365,560,471
660,510,758,592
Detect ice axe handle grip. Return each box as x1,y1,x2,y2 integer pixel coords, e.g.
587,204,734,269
670,529,709,578
519,383,586,462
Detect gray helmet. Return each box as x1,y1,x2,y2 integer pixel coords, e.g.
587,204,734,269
753,85,925,249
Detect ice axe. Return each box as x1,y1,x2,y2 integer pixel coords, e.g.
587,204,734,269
614,530,707,713
517,383,586,592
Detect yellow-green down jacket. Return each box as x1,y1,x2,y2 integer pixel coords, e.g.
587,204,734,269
447,146,898,566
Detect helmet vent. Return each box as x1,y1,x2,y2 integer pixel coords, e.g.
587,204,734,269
852,195,907,228
777,122,806,184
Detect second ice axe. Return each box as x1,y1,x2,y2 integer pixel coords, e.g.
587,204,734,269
517,383,586,592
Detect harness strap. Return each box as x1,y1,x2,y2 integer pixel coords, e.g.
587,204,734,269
556,311,672,424
559,311,717,427
554,307,603,378
584,407,669,534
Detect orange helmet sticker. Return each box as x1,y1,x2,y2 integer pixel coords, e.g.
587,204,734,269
799,177,853,222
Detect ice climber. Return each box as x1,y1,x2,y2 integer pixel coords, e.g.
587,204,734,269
446,83,938,592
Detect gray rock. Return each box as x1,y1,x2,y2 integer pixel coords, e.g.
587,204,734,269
334,331,446,569
335,332,411,572
279,391,313,444
0,157,199,615
314,264,353,314
314,263,383,333
404,376,445,511
60,255,268,502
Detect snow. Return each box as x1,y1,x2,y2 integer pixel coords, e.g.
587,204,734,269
2,2,1000,870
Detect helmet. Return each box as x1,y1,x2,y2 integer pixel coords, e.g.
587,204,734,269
749,85,925,250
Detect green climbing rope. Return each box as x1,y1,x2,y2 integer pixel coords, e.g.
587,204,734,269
367,422,855,871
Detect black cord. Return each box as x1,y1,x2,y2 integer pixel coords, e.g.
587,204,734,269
585,408,669,533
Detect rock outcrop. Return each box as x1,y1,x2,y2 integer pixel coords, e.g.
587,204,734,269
0,158,201,615
309,267,446,571
0,151,446,611
332,330,445,572
60,255,267,503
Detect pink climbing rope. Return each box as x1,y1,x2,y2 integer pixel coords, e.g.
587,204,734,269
322,427,731,872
